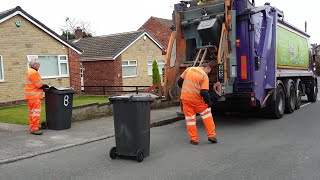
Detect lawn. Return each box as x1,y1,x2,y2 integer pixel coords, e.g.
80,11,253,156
0,96,108,125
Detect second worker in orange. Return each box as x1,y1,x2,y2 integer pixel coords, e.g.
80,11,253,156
178,63,218,145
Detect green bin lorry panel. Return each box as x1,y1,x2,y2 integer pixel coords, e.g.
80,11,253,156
276,25,309,69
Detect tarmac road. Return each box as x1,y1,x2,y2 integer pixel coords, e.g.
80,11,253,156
1,98,320,180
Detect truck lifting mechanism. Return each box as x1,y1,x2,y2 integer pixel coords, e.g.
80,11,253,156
164,0,318,119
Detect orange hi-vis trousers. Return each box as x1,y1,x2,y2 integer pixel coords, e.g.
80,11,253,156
182,100,216,142
28,99,41,131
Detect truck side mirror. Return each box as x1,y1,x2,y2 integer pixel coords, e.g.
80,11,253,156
255,56,260,71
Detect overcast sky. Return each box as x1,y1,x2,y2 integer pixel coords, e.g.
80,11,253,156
1,0,319,44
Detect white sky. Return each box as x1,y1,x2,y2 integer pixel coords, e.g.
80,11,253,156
0,0,319,44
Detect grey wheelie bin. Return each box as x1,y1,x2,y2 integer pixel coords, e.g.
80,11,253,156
44,87,75,130
109,95,154,162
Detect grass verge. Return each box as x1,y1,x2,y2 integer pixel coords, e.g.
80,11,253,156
0,96,108,125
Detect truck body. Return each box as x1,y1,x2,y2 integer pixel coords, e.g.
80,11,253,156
164,0,318,118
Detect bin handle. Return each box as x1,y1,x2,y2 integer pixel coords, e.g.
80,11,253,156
129,95,134,102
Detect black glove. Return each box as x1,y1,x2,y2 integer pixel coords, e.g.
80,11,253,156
40,84,49,89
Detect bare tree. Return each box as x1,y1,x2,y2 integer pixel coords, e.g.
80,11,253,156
61,17,94,40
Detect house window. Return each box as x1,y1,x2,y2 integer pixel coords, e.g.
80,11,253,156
148,60,165,75
122,60,138,77
27,55,69,78
0,56,4,81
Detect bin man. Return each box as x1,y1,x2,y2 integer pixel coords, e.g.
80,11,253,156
177,63,218,145
25,58,49,135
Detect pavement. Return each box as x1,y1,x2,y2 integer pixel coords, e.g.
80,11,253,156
0,106,183,165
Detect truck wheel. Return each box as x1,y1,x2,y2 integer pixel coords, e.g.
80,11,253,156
270,84,285,119
285,81,296,114
307,78,318,102
295,79,302,110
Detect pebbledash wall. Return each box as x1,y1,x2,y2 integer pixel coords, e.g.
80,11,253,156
121,35,165,87
0,15,81,105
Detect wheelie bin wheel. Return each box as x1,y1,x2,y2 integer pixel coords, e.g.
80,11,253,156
109,147,117,159
135,149,144,162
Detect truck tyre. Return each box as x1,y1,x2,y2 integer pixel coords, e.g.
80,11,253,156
307,78,318,102
285,80,296,114
294,79,302,109
269,83,285,119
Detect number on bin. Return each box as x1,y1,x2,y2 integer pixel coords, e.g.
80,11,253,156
64,95,69,106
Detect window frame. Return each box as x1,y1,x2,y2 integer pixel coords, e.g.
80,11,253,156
147,60,165,76
122,60,138,78
27,55,69,79
0,55,4,82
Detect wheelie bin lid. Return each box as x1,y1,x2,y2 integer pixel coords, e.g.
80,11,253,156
109,94,154,103
44,86,75,94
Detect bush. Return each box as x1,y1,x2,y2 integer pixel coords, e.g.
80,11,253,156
152,60,161,85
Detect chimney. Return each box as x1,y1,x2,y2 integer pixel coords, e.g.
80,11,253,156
75,27,83,39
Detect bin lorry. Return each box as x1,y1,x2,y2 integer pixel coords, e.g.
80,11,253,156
163,0,318,118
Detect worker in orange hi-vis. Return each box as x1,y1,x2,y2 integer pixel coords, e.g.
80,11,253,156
177,63,218,145
25,58,49,135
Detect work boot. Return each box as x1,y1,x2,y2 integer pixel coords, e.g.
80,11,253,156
190,140,199,145
30,130,43,135
208,137,218,143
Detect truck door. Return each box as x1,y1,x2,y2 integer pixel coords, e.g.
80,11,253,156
251,9,276,105
236,12,253,93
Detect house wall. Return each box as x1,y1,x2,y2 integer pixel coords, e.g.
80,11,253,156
0,15,76,104
122,36,165,88
140,17,172,49
81,56,122,95
68,48,81,94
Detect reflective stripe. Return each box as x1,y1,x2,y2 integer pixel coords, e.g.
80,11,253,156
199,108,211,115
29,114,40,117
183,79,201,89
186,121,196,126
29,109,41,112
181,87,200,95
185,115,196,120
201,113,212,120
25,92,43,95
35,81,43,86
25,81,33,85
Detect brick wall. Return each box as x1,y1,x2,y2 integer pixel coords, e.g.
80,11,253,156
81,56,122,95
122,35,165,89
140,17,173,49
0,15,78,104
68,48,81,94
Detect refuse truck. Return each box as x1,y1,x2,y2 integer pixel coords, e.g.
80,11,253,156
163,0,318,118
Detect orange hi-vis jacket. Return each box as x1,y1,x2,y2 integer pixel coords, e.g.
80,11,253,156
180,67,209,103
25,68,44,100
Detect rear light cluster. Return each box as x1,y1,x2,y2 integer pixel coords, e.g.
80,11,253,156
241,56,247,79
250,92,256,106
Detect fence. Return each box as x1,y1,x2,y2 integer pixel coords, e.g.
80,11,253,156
81,85,152,95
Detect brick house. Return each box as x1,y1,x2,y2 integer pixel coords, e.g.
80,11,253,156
0,6,82,105
72,30,165,95
139,16,173,49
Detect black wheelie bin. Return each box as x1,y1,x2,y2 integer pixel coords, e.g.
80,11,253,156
109,95,154,162
44,87,75,130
